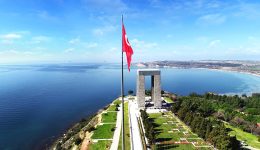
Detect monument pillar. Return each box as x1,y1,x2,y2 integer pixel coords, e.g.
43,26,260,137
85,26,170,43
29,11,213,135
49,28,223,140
137,74,145,108
153,74,161,108
151,75,155,102
136,69,162,109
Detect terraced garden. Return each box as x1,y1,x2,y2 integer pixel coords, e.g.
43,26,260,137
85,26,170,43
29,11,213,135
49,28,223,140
88,99,121,150
149,112,213,150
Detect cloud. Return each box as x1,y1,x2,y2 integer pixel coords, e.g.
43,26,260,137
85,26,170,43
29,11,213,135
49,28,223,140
82,0,127,13
31,36,51,44
234,2,260,19
92,25,117,36
208,40,221,48
69,38,80,44
85,42,98,48
37,10,58,21
197,13,226,25
64,48,75,53
0,50,52,63
0,33,22,40
0,33,22,45
131,39,158,49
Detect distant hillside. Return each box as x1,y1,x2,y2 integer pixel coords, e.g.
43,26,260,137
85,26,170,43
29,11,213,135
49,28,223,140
134,60,260,76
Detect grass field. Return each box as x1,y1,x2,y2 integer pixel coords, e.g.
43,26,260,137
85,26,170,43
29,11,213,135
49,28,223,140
113,99,122,105
164,97,174,103
88,140,112,150
92,124,116,139
107,104,118,111
89,99,120,149
225,123,260,149
102,112,117,123
149,112,212,150
118,102,131,150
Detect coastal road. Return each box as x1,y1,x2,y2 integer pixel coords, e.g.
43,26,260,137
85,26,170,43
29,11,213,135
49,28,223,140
110,104,122,150
129,100,143,150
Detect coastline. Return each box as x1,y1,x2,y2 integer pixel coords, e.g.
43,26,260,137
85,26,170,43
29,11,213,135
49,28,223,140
48,104,110,149
210,68,260,78
49,99,121,150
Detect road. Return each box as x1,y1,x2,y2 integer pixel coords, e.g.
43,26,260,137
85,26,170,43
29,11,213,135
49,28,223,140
110,104,122,150
129,100,143,150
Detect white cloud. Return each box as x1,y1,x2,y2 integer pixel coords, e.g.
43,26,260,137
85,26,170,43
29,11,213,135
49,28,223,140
0,33,22,45
196,36,209,43
69,38,80,44
85,42,98,48
82,0,127,13
0,33,22,40
31,36,51,44
131,39,158,49
92,25,117,36
234,3,260,19
208,40,221,48
64,48,75,53
197,14,226,25
37,10,58,21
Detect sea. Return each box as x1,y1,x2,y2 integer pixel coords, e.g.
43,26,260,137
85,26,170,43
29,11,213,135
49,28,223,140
0,63,260,150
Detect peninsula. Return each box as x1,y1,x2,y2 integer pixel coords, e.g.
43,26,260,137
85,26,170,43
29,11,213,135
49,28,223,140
134,60,260,76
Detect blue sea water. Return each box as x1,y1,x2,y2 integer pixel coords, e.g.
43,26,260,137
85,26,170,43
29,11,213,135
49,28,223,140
0,64,260,150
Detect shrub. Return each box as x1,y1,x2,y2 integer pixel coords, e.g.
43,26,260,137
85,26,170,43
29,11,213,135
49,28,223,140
128,90,134,95
75,137,82,145
111,127,115,132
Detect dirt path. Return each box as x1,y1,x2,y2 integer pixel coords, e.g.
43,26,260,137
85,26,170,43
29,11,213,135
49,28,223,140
80,132,93,150
80,113,102,150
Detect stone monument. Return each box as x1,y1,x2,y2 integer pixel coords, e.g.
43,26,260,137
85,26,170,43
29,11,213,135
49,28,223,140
136,69,161,109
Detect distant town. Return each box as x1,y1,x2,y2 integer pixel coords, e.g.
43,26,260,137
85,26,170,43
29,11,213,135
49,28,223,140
135,60,260,76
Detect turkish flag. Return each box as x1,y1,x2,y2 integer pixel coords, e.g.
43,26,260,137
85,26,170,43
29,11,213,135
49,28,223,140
122,23,133,71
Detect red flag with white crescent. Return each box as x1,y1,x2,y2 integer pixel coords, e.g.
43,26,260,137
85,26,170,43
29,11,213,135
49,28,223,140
122,22,133,71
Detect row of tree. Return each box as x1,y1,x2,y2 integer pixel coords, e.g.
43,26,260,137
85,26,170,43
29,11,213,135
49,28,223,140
140,110,155,145
185,93,260,135
171,96,241,150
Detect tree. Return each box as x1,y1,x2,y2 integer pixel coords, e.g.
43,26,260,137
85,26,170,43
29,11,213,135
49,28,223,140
75,137,82,145
128,90,134,95
145,90,151,96
230,136,241,150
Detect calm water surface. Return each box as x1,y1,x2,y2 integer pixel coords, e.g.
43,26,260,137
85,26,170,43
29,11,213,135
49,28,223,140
0,64,260,150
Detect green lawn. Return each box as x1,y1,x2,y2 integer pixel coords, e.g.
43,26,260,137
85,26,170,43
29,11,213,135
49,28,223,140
88,140,112,150
149,112,212,150
225,123,260,149
118,102,131,150
107,104,118,111
113,99,122,105
164,97,174,103
102,112,117,123
92,124,116,139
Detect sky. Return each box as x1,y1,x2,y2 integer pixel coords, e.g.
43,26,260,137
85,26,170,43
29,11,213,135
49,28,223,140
0,0,260,64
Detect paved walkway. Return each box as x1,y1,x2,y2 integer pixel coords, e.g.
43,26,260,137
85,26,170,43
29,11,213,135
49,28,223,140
129,100,143,150
110,104,122,150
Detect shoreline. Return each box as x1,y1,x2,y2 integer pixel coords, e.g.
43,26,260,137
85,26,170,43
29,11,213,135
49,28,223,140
48,106,108,149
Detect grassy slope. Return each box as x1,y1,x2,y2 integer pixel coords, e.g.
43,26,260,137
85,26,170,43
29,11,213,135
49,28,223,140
92,124,115,139
88,140,112,150
107,104,117,111
102,112,117,123
164,97,174,103
113,99,121,105
89,99,121,149
225,123,260,149
118,102,131,150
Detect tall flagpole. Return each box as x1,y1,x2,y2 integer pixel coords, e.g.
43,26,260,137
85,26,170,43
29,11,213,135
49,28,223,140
121,14,125,150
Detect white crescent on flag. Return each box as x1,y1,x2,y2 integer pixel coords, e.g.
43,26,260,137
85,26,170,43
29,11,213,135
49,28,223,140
125,34,131,46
